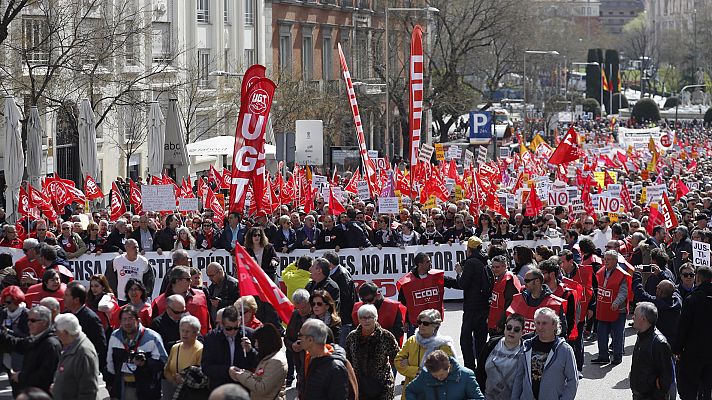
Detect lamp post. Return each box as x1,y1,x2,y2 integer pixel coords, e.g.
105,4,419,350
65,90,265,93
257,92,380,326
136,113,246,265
572,61,600,116
523,50,559,138
384,6,439,159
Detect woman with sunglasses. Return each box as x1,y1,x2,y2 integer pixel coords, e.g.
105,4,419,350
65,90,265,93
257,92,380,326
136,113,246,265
419,219,445,245
475,214,495,241
373,216,398,248
195,220,220,250
475,313,526,400
83,222,109,254
394,309,454,399
492,218,513,240
309,290,341,344
245,226,279,282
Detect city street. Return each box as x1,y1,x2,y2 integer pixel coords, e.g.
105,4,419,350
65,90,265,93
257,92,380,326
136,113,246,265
0,301,641,400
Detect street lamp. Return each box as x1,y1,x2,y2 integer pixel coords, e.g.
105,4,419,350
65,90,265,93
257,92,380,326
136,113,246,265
523,50,559,137
675,84,706,129
384,6,439,159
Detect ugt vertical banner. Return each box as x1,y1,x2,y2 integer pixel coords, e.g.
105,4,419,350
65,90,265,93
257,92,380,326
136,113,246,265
469,111,492,145
409,25,424,169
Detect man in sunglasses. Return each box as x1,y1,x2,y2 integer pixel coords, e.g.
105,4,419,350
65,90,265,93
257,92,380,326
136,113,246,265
351,282,405,344
201,305,257,391
506,267,568,337
151,266,210,336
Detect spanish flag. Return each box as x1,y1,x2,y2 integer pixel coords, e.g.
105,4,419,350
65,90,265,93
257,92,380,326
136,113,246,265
617,69,622,92
601,69,610,92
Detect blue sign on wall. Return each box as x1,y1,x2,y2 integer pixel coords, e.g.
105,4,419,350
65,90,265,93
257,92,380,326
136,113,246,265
469,111,493,144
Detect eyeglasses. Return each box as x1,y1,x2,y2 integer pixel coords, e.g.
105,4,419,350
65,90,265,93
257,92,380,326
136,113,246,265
169,307,186,314
359,315,375,320
416,320,435,326
252,233,261,237
524,277,538,284
505,324,522,333
223,326,239,332
61,227,70,230
37,228,47,231
682,273,696,278
4,300,12,305
27,318,43,323
311,301,324,307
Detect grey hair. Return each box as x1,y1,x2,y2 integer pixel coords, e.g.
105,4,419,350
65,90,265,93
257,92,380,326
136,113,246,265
534,307,561,335
172,248,190,264
167,294,186,307
54,313,82,336
603,250,619,260
115,218,127,227
40,297,60,313
636,301,658,325
301,319,330,345
22,238,40,250
179,315,201,333
29,305,52,322
632,232,647,242
125,238,138,248
357,304,378,320
292,289,310,304
216,307,225,321
418,309,442,325
676,225,689,238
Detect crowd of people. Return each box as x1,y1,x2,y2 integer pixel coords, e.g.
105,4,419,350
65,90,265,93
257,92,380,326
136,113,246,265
0,119,711,399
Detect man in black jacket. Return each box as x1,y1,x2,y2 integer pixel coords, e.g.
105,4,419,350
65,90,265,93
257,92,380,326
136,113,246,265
323,251,357,346
207,262,240,323
305,258,341,311
631,302,674,400
201,306,257,391
673,266,712,400
150,295,186,353
62,281,107,377
105,218,129,252
632,273,681,345
454,236,492,370
153,214,179,252
298,319,352,399
0,305,61,396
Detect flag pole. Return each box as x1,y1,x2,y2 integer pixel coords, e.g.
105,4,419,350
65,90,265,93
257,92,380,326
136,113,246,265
609,64,613,116
240,298,247,357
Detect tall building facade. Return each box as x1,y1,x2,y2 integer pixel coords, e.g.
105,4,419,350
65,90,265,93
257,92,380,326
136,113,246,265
599,0,644,34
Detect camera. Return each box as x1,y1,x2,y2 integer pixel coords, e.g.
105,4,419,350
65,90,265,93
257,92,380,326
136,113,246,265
129,351,146,363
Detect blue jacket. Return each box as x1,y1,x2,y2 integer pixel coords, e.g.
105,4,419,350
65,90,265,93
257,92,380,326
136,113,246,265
220,224,246,251
510,336,578,400
405,357,484,400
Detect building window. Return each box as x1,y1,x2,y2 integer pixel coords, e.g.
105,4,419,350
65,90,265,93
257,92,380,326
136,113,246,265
197,0,210,23
198,49,210,88
302,35,313,81
224,0,230,24
322,36,332,80
152,22,172,64
22,17,49,65
279,24,293,75
245,0,255,26
125,20,137,65
244,49,255,67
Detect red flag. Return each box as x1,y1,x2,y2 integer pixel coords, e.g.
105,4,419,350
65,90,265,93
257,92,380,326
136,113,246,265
229,76,276,214
28,185,58,222
84,175,104,200
18,187,40,220
129,179,143,214
603,171,614,188
343,169,360,194
620,183,633,212
208,165,222,188
197,177,209,200
234,243,294,324
659,194,679,230
485,192,508,218
205,187,225,225
676,179,690,200
328,186,346,216
150,175,162,185
646,206,664,235
548,127,580,165
525,187,544,217
409,25,424,169
338,44,378,197
221,168,231,190
110,182,127,221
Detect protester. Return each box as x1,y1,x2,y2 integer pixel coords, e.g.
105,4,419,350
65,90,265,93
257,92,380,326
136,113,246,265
163,315,206,400
130,215,156,253
86,274,120,331
487,255,522,335
206,262,240,323
151,265,211,336
592,250,630,365
284,289,311,389
150,294,187,353
0,285,28,390
309,290,341,343
395,309,454,399
323,251,357,346
630,302,674,400
234,295,263,330
109,239,153,303
57,221,87,259
304,258,341,310
51,313,101,400
298,319,355,399
245,226,279,281
345,304,400,400
124,278,153,326
281,255,312,300
229,323,288,400
677,262,696,300
511,307,578,400
506,267,568,336
173,226,197,250
475,313,525,400
62,281,107,379
405,349,484,400
25,269,66,309
351,282,405,344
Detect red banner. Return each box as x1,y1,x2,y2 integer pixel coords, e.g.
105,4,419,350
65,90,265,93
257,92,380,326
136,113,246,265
129,179,142,214
84,175,104,201
110,182,126,221
228,76,276,214
337,43,378,198
409,25,424,169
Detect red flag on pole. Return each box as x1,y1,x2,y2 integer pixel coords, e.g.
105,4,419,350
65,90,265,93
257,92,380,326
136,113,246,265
659,193,679,230
84,175,104,200
28,185,57,223
110,182,126,221
235,243,294,324
208,165,222,188
205,187,225,226
221,168,231,190
548,126,580,165
328,186,346,216
409,25,424,169
525,187,544,217
129,179,143,214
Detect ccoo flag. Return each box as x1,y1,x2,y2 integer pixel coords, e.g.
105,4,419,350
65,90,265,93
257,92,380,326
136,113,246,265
547,126,580,165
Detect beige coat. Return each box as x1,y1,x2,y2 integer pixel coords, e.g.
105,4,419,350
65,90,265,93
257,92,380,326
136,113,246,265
234,349,288,400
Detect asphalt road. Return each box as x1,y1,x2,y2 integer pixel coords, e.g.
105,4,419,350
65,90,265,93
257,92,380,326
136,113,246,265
0,301,647,399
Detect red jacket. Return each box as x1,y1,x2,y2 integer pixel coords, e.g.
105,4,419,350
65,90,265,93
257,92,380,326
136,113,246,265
151,289,211,335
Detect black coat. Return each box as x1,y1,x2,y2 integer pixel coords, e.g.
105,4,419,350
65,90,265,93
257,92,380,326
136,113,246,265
246,244,279,277
0,327,61,393
296,226,322,249
69,306,107,372
305,277,341,312
208,275,240,319
201,327,258,391
150,312,181,353
153,227,177,251
316,227,345,249
630,327,673,400
673,282,712,364
300,344,351,400
130,228,156,252
632,272,682,345
270,228,298,252
105,229,127,252
330,266,357,325
338,222,371,249
456,253,492,312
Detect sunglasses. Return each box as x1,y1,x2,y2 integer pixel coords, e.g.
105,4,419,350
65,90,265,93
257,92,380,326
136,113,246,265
311,301,325,307
524,277,538,283
361,297,375,303
505,324,522,333
417,320,435,327
682,273,696,278
27,318,43,323
223,326,239,332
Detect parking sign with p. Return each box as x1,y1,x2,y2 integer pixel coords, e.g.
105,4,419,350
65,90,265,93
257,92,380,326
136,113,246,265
469,111,492,145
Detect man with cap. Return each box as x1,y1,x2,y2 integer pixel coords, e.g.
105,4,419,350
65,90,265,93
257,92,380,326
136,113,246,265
695,213,709,231
452,236,491,370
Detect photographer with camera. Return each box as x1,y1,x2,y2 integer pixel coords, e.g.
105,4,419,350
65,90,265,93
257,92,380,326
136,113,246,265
107,306,168,400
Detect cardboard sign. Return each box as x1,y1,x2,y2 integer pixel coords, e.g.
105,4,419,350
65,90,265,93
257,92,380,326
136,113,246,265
693,240,710,267
448,146,462,160
597,195,621,213
357,180,371,200
548,191,570,207
141,185,177,212
477,146,487,165
378,197,399,214
178,197,200,212
464,150,475,169
435,143,445,161
419,144,435,163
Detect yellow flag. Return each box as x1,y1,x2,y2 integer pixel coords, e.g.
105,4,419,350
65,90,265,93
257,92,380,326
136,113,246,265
529,134,546,151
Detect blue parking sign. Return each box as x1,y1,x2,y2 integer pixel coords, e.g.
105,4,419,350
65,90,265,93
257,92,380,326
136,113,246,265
469,111,492,144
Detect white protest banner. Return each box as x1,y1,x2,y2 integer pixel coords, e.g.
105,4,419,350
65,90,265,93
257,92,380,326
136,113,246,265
464,150,475,169
570,198,585,214
368,150,379,159
477,146,487,165
419,144,434,163
378,197,399,214
591,193,600,210
277,239,564,300
645,184,667,204
597,195,621,213
693,240,711,268
178,197,200,212
357,180,371,200
499,147,510,159
688,181,700,191
141,185,176,211
506,194,516,210
448,145,461,160
445,178,456,195
548,191,570,207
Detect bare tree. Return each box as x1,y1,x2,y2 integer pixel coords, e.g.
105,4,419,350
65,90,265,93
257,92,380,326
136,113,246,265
0,0,28,45
103,99,150,176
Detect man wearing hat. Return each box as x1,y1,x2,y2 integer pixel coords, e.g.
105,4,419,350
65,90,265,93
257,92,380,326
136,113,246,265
453,236,493,370
694,213,709,231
